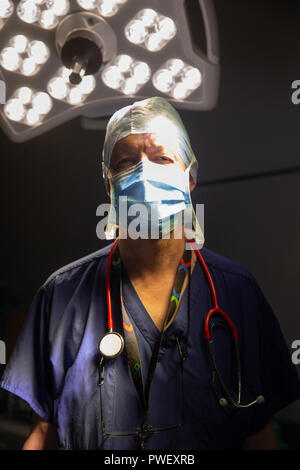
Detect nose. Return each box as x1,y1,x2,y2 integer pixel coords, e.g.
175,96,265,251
139,152,150,162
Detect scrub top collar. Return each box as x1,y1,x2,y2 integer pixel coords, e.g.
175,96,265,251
119,250,204,354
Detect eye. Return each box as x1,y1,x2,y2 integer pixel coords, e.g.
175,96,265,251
155,156,173,163
117,157,137,167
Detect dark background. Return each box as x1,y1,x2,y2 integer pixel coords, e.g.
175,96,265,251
0,0,300,449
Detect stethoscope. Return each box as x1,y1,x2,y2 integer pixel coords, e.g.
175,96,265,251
99,237,265,409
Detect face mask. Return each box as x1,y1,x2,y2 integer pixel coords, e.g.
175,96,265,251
106,158,193,239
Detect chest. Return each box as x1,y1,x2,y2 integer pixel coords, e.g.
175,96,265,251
130,277,175,331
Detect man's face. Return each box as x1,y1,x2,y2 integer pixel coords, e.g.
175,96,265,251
108,133,196,193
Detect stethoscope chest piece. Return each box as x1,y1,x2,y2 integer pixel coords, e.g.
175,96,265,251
99,331,124,359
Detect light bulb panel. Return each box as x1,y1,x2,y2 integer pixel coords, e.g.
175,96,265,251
0,36,49,76
4,87,53,126
47,67,96,105
153,59,202,100
125,9,177,52
17,0,70,30
0,0,220,142
101,55,151,95
76,0,127,17
0,0,14,31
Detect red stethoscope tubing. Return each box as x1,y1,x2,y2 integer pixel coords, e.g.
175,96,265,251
106,237,119,331
106,237,239,343
185,238,239,343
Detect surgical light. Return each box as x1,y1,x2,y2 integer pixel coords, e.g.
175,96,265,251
47,66,96,104
125,9,176,52
11,35,28,53
153,59,202,100
76,0,98,10
76,0,127,17
39,9,59,29
4,88,53,126
0,47,20,72
102,55,150,95
4,98,26,122
0,36,49,75
16,86,33,104
17,0,70,29
0,0,14,22
32,91,52,114
0,0,220,142
21,56,38,76
28,40,50,64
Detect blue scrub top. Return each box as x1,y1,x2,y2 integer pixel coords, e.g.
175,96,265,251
1,243,300,450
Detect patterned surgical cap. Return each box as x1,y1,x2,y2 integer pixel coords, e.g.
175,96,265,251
101,96,198,194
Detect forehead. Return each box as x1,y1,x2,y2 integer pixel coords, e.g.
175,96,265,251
112,133,161,153
111,132,182,158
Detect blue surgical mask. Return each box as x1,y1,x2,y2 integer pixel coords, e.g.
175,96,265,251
105,158,194,239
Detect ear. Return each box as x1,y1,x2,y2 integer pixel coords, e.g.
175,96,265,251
189,174,196,193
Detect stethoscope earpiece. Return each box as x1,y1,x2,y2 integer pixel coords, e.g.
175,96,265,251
219,397,228,407
218,395,265,408
255,395,265,405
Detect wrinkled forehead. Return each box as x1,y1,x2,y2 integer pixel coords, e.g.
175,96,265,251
111,115,182,160
111,122,182,156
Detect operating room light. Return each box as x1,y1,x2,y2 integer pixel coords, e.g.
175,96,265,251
47,76,69,100
46,0,70,17
102,55,150,95
153,59,202,100
32,91,52,114
47,66,96,104
16,86,33,104
68,87,83,105
26,107,40,125
0,0,220,142
38,10,58,29
17,0,70,29
0,36,49,75
21,57,38,76
0,47,20,72
76,0,127,17
4,88,53,126
28,40,50,64
10,34,28,53
79,74,97,94
16,1,39,24
4,98,26,122
0,0,14,21
125,9,177,52
77,0,96,9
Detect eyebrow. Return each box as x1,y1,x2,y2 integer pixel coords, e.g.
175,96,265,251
116,145,166,155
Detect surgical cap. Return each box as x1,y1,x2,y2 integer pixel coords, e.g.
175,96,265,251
101,96,198,194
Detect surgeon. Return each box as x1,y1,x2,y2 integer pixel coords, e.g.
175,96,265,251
1,97,300,450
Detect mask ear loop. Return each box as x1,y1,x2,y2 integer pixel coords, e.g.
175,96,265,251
182,161,204,246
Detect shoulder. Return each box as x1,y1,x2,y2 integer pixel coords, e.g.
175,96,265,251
198,247,273,317
200,246,254,282
41,243,113,292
